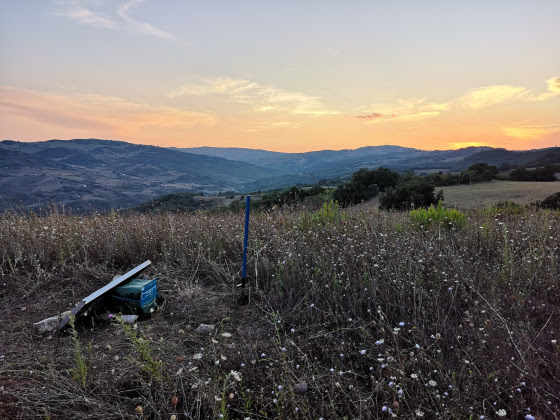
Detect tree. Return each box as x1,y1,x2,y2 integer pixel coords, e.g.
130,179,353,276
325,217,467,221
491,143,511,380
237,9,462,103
379,179,443,211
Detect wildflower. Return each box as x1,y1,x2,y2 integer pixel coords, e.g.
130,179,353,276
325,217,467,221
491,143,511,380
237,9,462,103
221,332,232,338
525,415,536,420
415,409,424,417
375,339,384,345
382,406,388,412
261,353,266,357
497,409,507,417
429,380,437,387
399,322,405,326
193,353,203,360
291,328,295,333
388,381,395,387
230,370,242,382
360,349,366,355
410,373,418,379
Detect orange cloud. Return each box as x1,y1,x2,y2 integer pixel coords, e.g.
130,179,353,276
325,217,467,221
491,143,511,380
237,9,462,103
458,85,528,109
170,76,339,116
0,86,215,135
502,123,560,140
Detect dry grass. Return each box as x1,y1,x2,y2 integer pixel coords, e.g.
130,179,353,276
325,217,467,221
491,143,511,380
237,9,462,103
440,180,560,209
0,204,559,419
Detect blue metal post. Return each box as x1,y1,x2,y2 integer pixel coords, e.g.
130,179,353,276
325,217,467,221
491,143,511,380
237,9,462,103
242,195,250,283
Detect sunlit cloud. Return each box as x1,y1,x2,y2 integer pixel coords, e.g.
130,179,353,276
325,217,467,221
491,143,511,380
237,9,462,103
394,111,440,121
354,98,442,123
502,123,560,140
53,0,115,28
247,121,303,132
546,77,560,93
458,85,528,109
527,77,560,101
118,0,175,39
0,86,215,134
170,77,339,117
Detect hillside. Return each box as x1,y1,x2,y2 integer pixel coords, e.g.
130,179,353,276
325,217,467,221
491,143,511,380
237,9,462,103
0,139,279,212
178,145,491,177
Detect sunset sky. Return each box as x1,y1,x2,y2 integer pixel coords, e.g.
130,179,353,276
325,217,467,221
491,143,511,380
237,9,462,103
1,1,559,152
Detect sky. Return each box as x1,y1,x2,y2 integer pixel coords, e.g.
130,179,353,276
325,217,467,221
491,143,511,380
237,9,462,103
1,0,559,153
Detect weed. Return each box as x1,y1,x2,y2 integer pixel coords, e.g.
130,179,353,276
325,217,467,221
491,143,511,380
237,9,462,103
410,201,467,230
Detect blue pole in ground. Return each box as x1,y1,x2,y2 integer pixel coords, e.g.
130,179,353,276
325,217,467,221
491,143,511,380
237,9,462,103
242,195,250,284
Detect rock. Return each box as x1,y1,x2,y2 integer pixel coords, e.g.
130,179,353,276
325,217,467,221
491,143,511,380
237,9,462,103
121,315,138,324
33,311,71,334
295,381,308,394
194,324,215,334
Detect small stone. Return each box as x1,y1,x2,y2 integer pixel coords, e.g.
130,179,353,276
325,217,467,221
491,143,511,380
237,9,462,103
295,381,308,394
194,324,215,334
177,329,185,337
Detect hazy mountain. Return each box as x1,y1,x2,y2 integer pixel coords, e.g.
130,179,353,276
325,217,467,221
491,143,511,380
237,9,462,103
177,145,491,176
451,147,560,170
2,138,556,213
0,139,280,212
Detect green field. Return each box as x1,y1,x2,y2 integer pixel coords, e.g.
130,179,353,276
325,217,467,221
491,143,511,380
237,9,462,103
441,180,560,209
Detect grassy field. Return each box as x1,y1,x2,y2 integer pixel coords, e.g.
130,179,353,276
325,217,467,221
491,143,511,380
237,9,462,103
0,203,559,419
441,180,560,209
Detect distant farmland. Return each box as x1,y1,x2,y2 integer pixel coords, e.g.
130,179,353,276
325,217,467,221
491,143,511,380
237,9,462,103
440,180,560,209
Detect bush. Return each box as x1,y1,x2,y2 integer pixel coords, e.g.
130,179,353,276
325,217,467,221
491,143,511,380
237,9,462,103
332,167,400,206
509,166,557,182
538,192,560,210
410,201,467,230
484,200,525,215
379,179,444,210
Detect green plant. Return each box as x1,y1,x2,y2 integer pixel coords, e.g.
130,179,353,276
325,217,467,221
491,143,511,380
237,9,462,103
116,316,166,381
299,200,346,228
68,315,88,388
409,201,467,230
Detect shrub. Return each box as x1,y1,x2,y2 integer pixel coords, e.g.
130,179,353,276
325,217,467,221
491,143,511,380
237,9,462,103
299,200,346,228
537,191,560,210
410,201,467,230
484,200,524,215
509,166,557,182
379,179,443,210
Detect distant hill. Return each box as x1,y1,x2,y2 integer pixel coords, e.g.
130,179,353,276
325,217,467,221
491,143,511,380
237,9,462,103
2,138,557,213
177,145,491,178
0,139,279,212
452,147,560,170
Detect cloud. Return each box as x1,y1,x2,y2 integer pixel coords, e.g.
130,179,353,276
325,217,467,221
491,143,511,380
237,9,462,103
53,1,115,28
0,86,215,134
247,121,303,132
354,98,442,123
53,0,174,39
355,77,559,126
458,85,528,109
502,123,560,140
394,111,440,121
118,0,175,39
527,76,560,101
170,77,339,117
355,112,384,120
546,77,560,93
